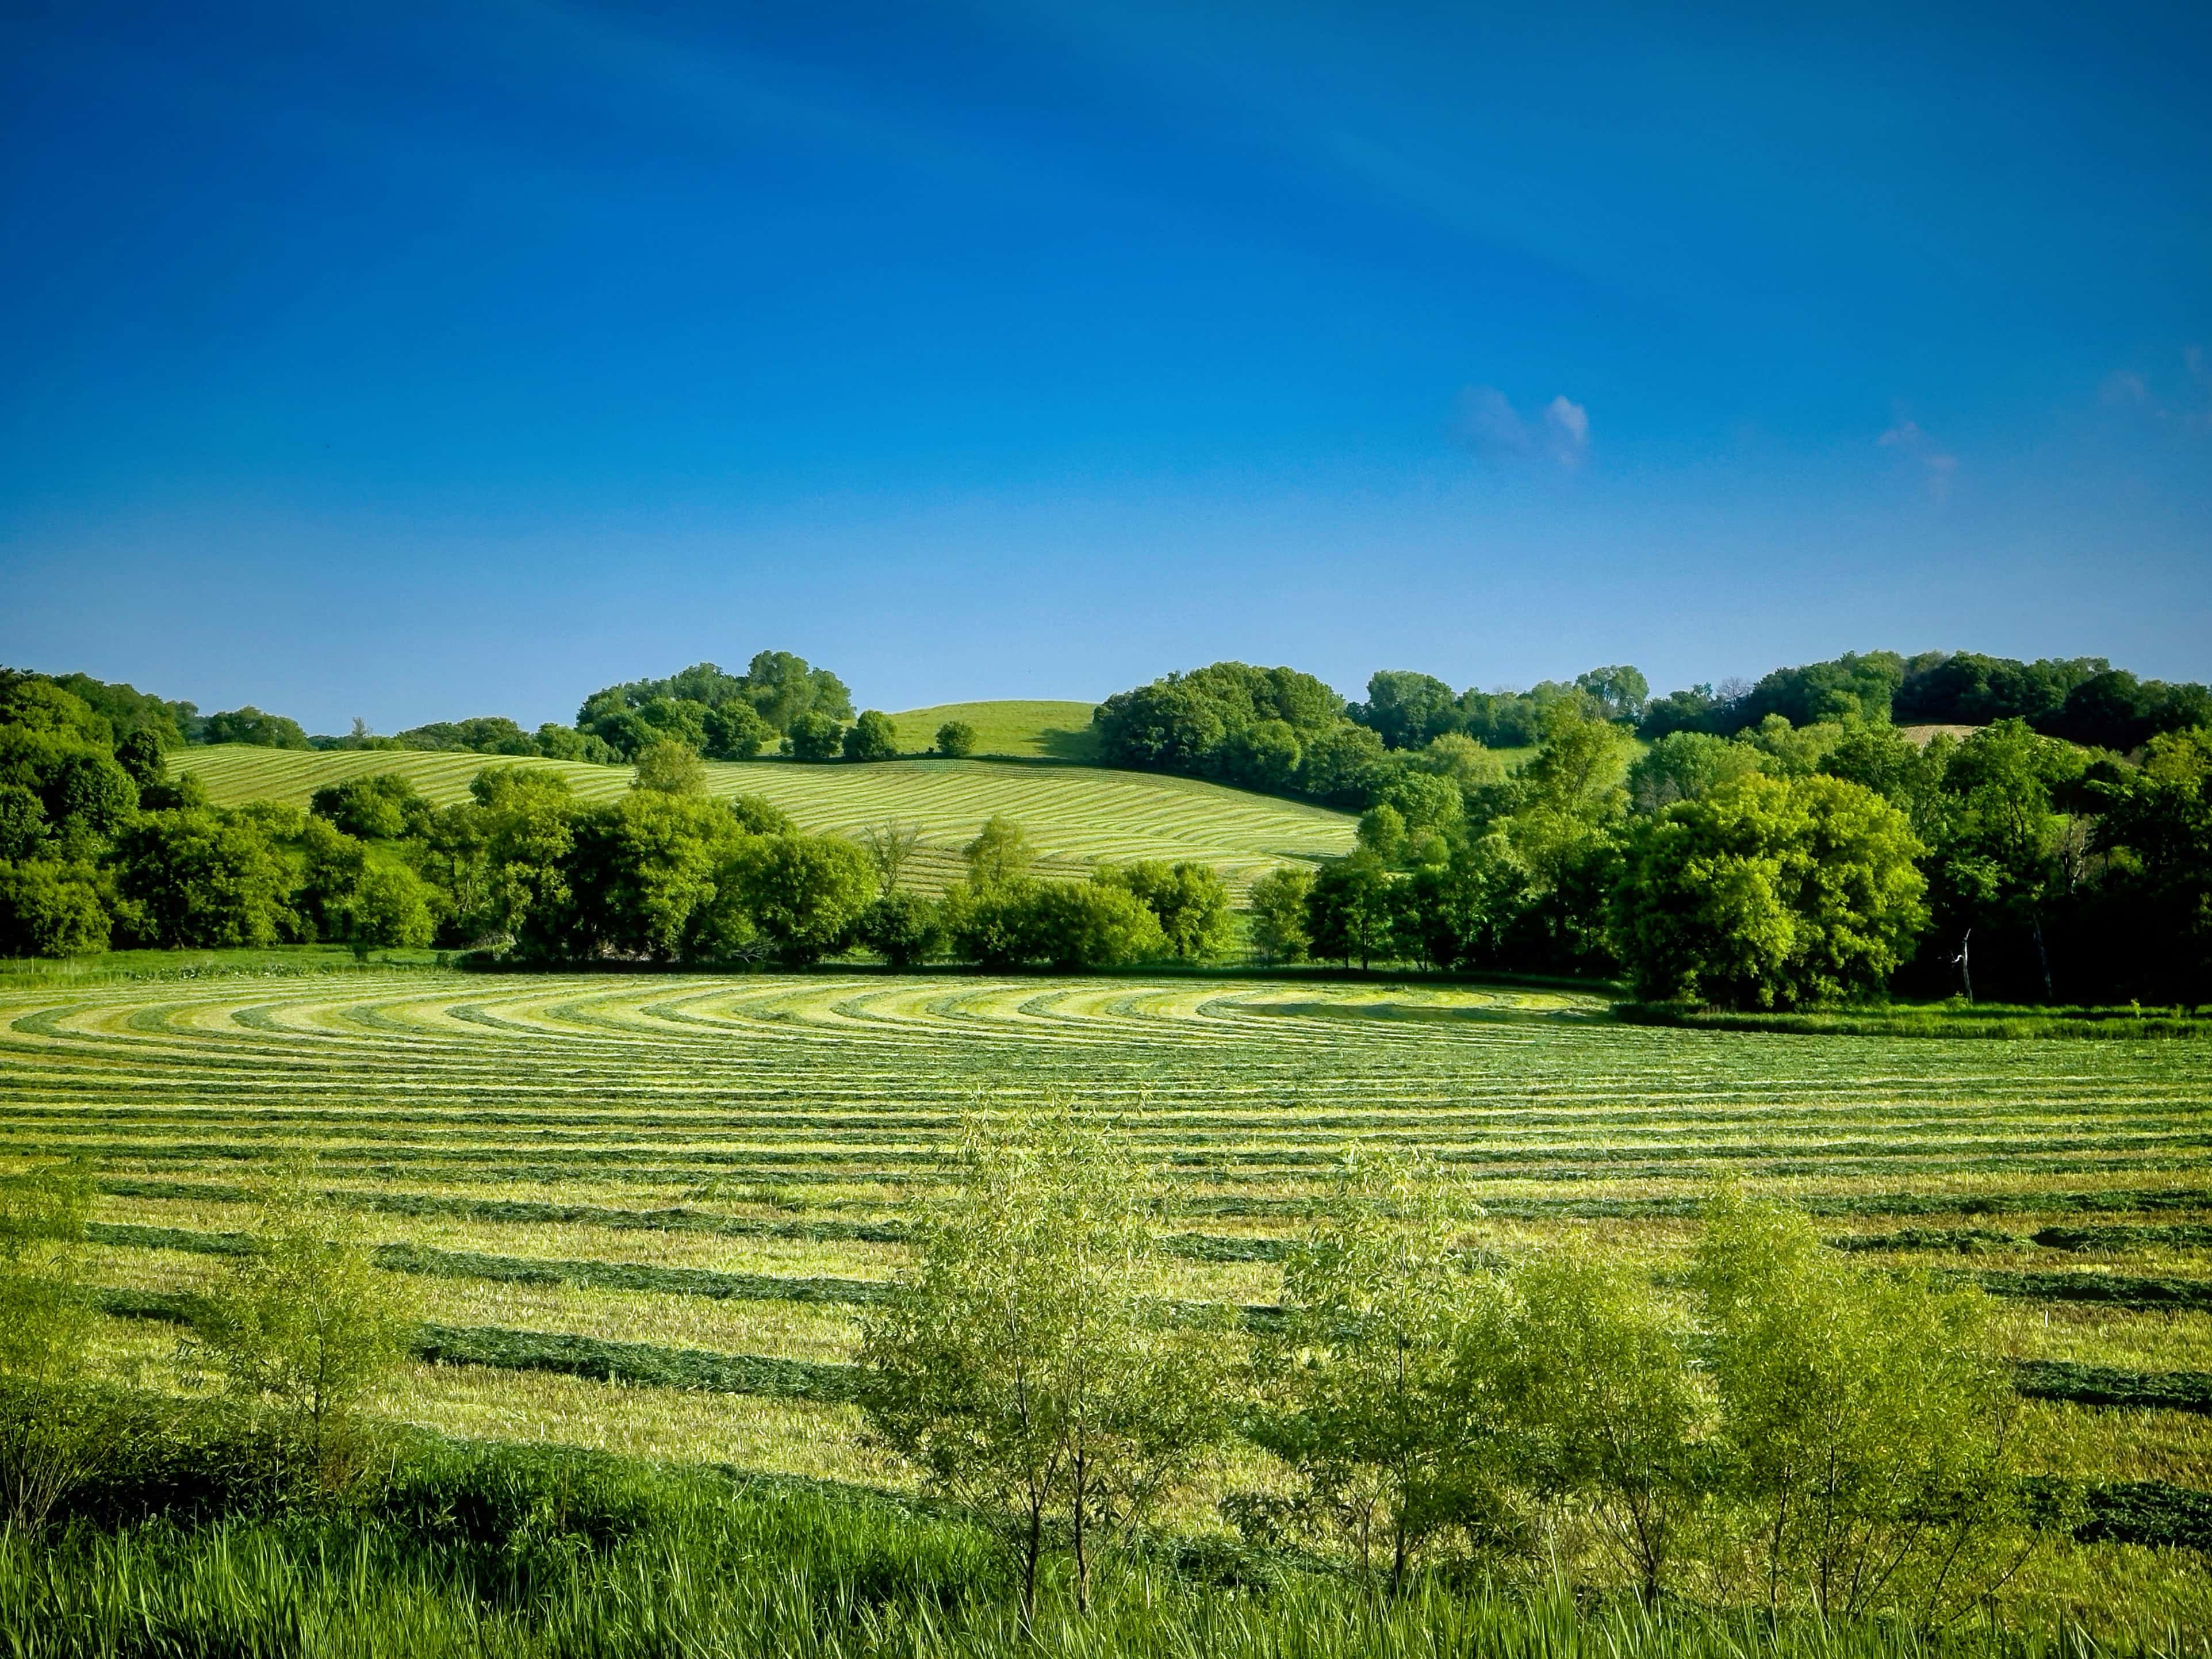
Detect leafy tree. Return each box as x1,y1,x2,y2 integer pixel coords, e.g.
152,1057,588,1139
701,703,770,761
858,1106,1230,1618
198,706,312,749
1307,852,1395,968
940,879,1041,969
189,1160,413,1490
1221,718,1303,792
1250,1149,1511,1591
0,861,109,957
532,722,620,764
1575,664,1650,723
1723,652,1907,734
1818,721,1948,830
1693,1190,2030,1621
934,721,977,758
308,773,431,840
1628,732,1762,814
963,815,1033,889
785,710,844,762
544,794,747,960
1097,860,1233,961
631,739,708,796
1895,652,2107,726
722,833,877,964
44,671,187,749
842,709,899,762
465,769,576,948
1495,1254,1708,1603
1611,773,1926,1009
1399,833,1528,972
0,1160,103,1532
348,864,436,949
1639,683,1731,740
1356,803,1406,864
1351,671,1461,751
393,716,539,756
2038,669,2212,750
1027,881,1167,969
856,891,945,968
1246,866,1314,965
1296,722,1389,806
110,810,295,948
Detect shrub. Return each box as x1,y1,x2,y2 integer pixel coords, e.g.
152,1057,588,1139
934,721,977,758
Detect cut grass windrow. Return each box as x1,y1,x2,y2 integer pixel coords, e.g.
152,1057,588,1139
2013,1361,2212,1415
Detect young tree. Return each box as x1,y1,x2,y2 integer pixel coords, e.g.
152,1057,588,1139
1245,866,1313,965
857,1106,1232,1618
935,720,977,758
860,820,922,892
190,1160,413,1490
963,815,1034,889
842,710,900,762
1249,1148,1513,1592
0,1160,103,1532
631,739,709,796
1692,1190,2031,1622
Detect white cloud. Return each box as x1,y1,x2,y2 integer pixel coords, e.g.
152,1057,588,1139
1454,385,1589,468
2100,370,2150,405
1876,410,1955,501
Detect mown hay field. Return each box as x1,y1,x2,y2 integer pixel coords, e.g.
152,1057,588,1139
5,972,2209,1625
886,699,1102,761
171,746,1357,895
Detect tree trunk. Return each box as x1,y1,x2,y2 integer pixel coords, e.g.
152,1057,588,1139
2032,915,2053,1002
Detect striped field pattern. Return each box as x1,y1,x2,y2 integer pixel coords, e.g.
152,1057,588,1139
170,746,1359,894
3,967,2209,1608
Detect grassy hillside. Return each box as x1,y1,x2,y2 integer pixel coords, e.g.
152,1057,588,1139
884,699,1100,761
171,745,1356,895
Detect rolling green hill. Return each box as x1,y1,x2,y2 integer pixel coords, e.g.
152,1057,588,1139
884,700,1100,761
171,745,1357,895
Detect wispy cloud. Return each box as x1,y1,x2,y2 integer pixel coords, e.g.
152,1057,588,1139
1877,411,1957,501
1455,385,1590,468
2098,350,2212,434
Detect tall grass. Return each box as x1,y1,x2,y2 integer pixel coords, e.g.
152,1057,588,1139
9,1438,2201,1659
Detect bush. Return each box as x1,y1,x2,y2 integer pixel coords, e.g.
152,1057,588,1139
843,710,900,763
786,711,844,763
857,891,945,968
934,721,977,758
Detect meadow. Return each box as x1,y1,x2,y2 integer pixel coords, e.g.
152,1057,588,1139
171,745,1359,896
1,968,2207,1638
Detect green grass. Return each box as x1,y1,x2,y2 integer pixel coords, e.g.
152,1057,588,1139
170,746,1356,895
886,699,1102,761
7,970,2211,1633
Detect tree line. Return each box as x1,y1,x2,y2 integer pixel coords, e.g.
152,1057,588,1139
1240,699,2211,1007
0,1119,2058,1625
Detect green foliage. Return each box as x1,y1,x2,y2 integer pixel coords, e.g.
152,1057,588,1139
1628,732,1762,814
1095,861,1234,961
1612,773,1927,1009
1306,852,1394,967
0,860,109,957
199,707,311,749
1693,1190,2031,1621
721,833,878,964
187,1160,414,1489
935,720,978,757
1246,866,1313,964
630,739,708,796
110,809,296,949
785,710,845,762
843,710,899,762
308,773,430,841
963,815,1034,888
0,1160,102,1532
859,1105,1232,1614
857,890,946,967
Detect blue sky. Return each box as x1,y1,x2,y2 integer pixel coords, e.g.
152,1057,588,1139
3,0,2208,733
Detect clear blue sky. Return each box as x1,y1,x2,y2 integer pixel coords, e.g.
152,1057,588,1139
3,0,2209,733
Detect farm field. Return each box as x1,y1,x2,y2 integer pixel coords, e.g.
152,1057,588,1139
171,746,1358,895
886,699,1102,761
3,968,2209,1629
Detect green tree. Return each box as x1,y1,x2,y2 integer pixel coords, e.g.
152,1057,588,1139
1246,866,1314,964
190,1160,413,1490
935,720,977,758
860,820,921,892
1097,860,1234,961
1693,1190,2030,1621
1351,671,1462,750
110,809,296,949
1627,731,1762,814
856,891,945,968
842,710,899,762
198,706,311,749
700,703,771,761
1576,665,1651,723
308,773,431,840
0,1160,104,1532
785,710,844,762
348,863,436,949
1027,882,1166,969
857,1106,1231,1618
963,815,1033,889
722,833,877,964
631,739,708,796
1307,852,1395,968
0,861,109,957
1611,773,1927,1009
1251,1149,1512,1591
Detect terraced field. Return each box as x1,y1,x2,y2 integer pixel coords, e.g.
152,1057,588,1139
171,746,1356,895
4,971,2207,1620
